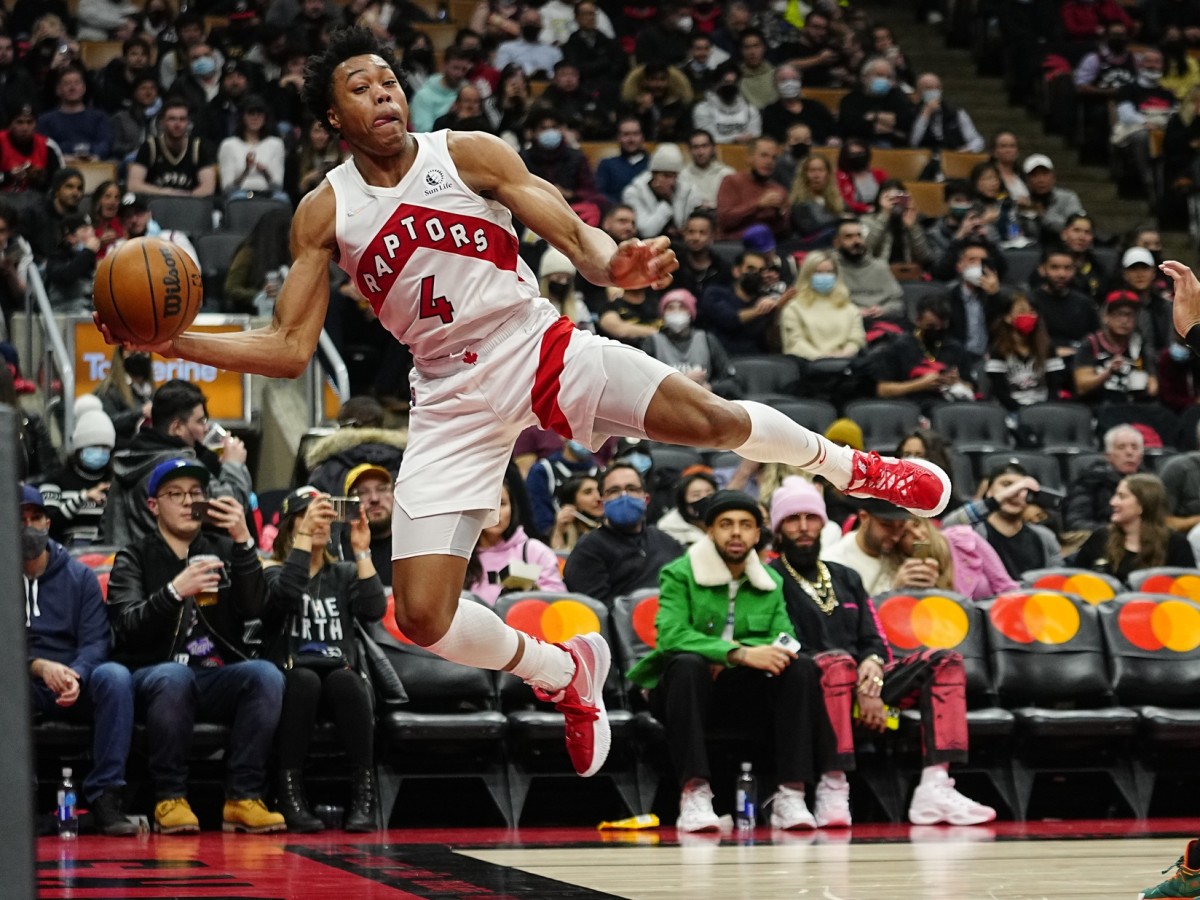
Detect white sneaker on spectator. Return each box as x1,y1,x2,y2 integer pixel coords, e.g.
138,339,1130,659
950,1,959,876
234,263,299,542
677,781,721,833
768,784,817,831
907,768,996,826
814,773,852,828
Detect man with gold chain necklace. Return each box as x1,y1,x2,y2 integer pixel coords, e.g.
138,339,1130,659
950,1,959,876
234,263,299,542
767,477,995,828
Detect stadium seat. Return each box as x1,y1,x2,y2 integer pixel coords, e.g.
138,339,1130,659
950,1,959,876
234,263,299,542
195,232,246,309
763,398,837,434
732,355,801,396
648,444,706,476
1016,402,1096,456
939,150,990,180
74,160,118,195
979,450,1064,491
1098,593,1200,814
901,280,945,323
931,402,1013,456
901,181,948,218
1020,568,1122,605
985,590,1142,819
874,590,1017,819
493,592,639,824
1127,569,1200,602
223,197,292,234
710,239,743,266
844,398,921,452
871,148,932,181
800,87,848,114
1065,451,1107,485
1095,403,1181,450
147,196,214,238
1177,406,1200,451
1001,246,1041,289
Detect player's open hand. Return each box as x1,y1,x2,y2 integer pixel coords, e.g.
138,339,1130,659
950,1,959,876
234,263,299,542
92,311,177,356
609,237,678,291
1161,261,1200,338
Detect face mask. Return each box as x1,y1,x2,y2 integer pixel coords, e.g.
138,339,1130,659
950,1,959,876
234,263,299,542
1170,344,1193,362
622,451,653,476
716,83,740,103
547,280,570,300
663,309,692,333
676,15,693,32
949,203,973,220
604,493,647,529
921,88,942,104
920,326,945,347
144,97,162,117
521,24,541,41
191,56,216,77
738,271,764,297
1138,71,1163,87
536,129,562,150
810,272,837,294
1012,313,1039,336
22,524,49,560
78,446,111,471
777,78,801,99
961,263,984,287
868,76,891,95
789,141,810,158
565,439,592,461
1107,37,1128,54
682,500,707,524
846,152,869,172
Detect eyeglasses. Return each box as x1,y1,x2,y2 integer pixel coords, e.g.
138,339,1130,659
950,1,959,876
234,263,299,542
602,484,643,499
350,486,391,500
157,488,207,504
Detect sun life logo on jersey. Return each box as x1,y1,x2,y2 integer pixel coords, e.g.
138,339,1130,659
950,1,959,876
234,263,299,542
424,168,450,195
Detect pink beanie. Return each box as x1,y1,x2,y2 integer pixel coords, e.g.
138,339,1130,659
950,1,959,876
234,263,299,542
660,288,697,320
769,476,828,532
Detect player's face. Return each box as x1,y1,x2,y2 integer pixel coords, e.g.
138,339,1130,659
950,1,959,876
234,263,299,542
329,55,410,149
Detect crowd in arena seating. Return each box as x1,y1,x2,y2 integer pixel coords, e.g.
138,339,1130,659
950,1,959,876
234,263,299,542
13,0,1200,835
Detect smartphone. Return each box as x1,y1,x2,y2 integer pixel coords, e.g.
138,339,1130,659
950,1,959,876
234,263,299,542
1029,489,1064,511
895,193,911,210
190,500,219,526
329,496,362,523
773,632,801,653
911,540,931,559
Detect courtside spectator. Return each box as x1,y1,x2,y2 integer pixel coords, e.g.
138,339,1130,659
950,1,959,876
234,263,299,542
762,64,836,146
671,211,732,299
37,64,114,163
832,218,904,320
873,294,975,412
341,463,397,587
910,72,985,153
1066,424,1146,533
779,250,866,361
595,116,648,204
715,137,788,240
127,98,218,198
622,143,693,239
527,436,599,538
693,61,762,145
679,129,733,212
0,103,61,197
985,292,1070,410
1073,291,1158,405
548,472,604,553
698,250,777,355
839,56,914,147
643,287,741,399
39,403,116,546
655,471,717,547
1073,474,1195,582
1023,154,1085,238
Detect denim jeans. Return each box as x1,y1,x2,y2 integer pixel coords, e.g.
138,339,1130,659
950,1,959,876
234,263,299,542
32,661,135,802
132,660,284,800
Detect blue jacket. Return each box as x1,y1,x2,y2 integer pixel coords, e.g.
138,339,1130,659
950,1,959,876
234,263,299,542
595,152,648,204
525,451,597,536
25,541,109,684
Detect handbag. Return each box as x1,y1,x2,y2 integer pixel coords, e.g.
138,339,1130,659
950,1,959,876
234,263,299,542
355,620,408,710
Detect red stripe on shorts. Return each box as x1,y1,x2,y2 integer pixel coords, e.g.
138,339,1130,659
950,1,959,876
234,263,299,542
531,316,576,439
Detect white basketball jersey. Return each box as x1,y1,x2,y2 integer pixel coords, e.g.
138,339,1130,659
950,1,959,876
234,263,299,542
326,131,541,362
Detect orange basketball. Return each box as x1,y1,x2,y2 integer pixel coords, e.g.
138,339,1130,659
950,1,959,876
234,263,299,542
93,237,203,345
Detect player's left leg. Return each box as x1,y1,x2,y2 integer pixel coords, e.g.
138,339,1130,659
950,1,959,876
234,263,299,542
623,369,951,517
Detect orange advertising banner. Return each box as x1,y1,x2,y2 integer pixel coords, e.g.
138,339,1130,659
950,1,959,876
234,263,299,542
71,315,252,423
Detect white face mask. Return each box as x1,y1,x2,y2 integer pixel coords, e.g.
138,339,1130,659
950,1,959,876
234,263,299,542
961,264,984,286
676,15,693,32
777,79,801,99
663,310,692,333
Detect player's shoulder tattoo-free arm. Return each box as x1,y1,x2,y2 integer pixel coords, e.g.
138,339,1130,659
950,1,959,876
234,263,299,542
448,131,619,286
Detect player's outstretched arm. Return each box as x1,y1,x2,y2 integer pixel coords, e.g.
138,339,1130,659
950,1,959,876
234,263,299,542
450,131,677,290
98,187,336,378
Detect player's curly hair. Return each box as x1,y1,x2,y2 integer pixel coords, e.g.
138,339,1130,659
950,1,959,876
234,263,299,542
302,26,398,133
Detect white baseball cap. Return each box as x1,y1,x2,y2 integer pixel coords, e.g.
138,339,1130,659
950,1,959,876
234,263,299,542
1122,247,1156,268
1022,154,1054,174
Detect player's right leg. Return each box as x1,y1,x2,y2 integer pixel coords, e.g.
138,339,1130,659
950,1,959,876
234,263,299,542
390,510,611,777
590,348,950,517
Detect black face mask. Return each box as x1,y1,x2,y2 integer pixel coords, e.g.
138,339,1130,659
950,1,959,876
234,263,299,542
845,152,869,172
716,83,740,103
789,142,811,158
1107,37,1128,53
547,280,570,300
521,24,541,41
738,271,764,297
921,326,946,347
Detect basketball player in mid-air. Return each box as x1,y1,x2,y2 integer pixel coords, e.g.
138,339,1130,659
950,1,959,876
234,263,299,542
97,28,952,779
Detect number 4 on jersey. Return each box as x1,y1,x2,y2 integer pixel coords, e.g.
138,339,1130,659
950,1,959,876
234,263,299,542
418,275,455,324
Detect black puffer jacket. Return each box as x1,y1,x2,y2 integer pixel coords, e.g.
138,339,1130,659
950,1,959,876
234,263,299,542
1065,461,1125,533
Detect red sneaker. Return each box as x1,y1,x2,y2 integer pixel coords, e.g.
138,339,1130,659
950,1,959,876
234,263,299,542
844,451,951,518
534,632,611,777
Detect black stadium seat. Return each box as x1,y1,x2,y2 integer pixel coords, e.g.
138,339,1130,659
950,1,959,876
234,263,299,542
147,196,214,238
844,399,921,452
223,197,292,233
733,355,801,396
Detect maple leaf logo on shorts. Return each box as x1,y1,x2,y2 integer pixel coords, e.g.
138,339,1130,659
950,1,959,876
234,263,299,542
463,351,478,364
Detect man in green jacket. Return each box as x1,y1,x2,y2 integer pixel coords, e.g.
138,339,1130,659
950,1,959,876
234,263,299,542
628,489,832,833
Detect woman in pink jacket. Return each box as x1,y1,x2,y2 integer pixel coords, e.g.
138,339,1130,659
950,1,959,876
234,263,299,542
465,466,566,606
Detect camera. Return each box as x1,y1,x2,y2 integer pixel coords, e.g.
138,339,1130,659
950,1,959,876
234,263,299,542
329,496,362,523
1028,488,1064,511
190,500,219,526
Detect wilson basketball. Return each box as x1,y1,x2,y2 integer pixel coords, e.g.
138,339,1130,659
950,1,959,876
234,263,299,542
93,237,203,345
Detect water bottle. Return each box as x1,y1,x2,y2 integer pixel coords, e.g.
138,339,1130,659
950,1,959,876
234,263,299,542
734,761,757,832
57,768,78,840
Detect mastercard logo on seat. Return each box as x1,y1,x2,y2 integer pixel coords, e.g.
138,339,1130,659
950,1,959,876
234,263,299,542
631,595,660,649
1137,573,1200,603
1116,598,1200,652
1028,572,1116,605
989,591,1080,644
503,598,602,643
878,594,971,651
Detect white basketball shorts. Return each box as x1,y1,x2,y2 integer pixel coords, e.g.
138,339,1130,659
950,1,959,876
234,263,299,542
391,300,675,560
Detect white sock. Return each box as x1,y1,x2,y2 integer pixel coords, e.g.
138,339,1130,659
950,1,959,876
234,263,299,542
425,598,574,693
732,400,856,489
920,763,949,785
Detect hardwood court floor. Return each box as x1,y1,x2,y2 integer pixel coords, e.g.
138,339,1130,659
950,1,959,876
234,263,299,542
35,820,1200,899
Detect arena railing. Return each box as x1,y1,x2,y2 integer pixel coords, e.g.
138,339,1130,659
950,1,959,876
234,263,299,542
25,265,76,447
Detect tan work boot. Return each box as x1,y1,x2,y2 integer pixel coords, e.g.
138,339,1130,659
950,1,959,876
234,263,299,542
222,798,287,834
154,797,200,834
